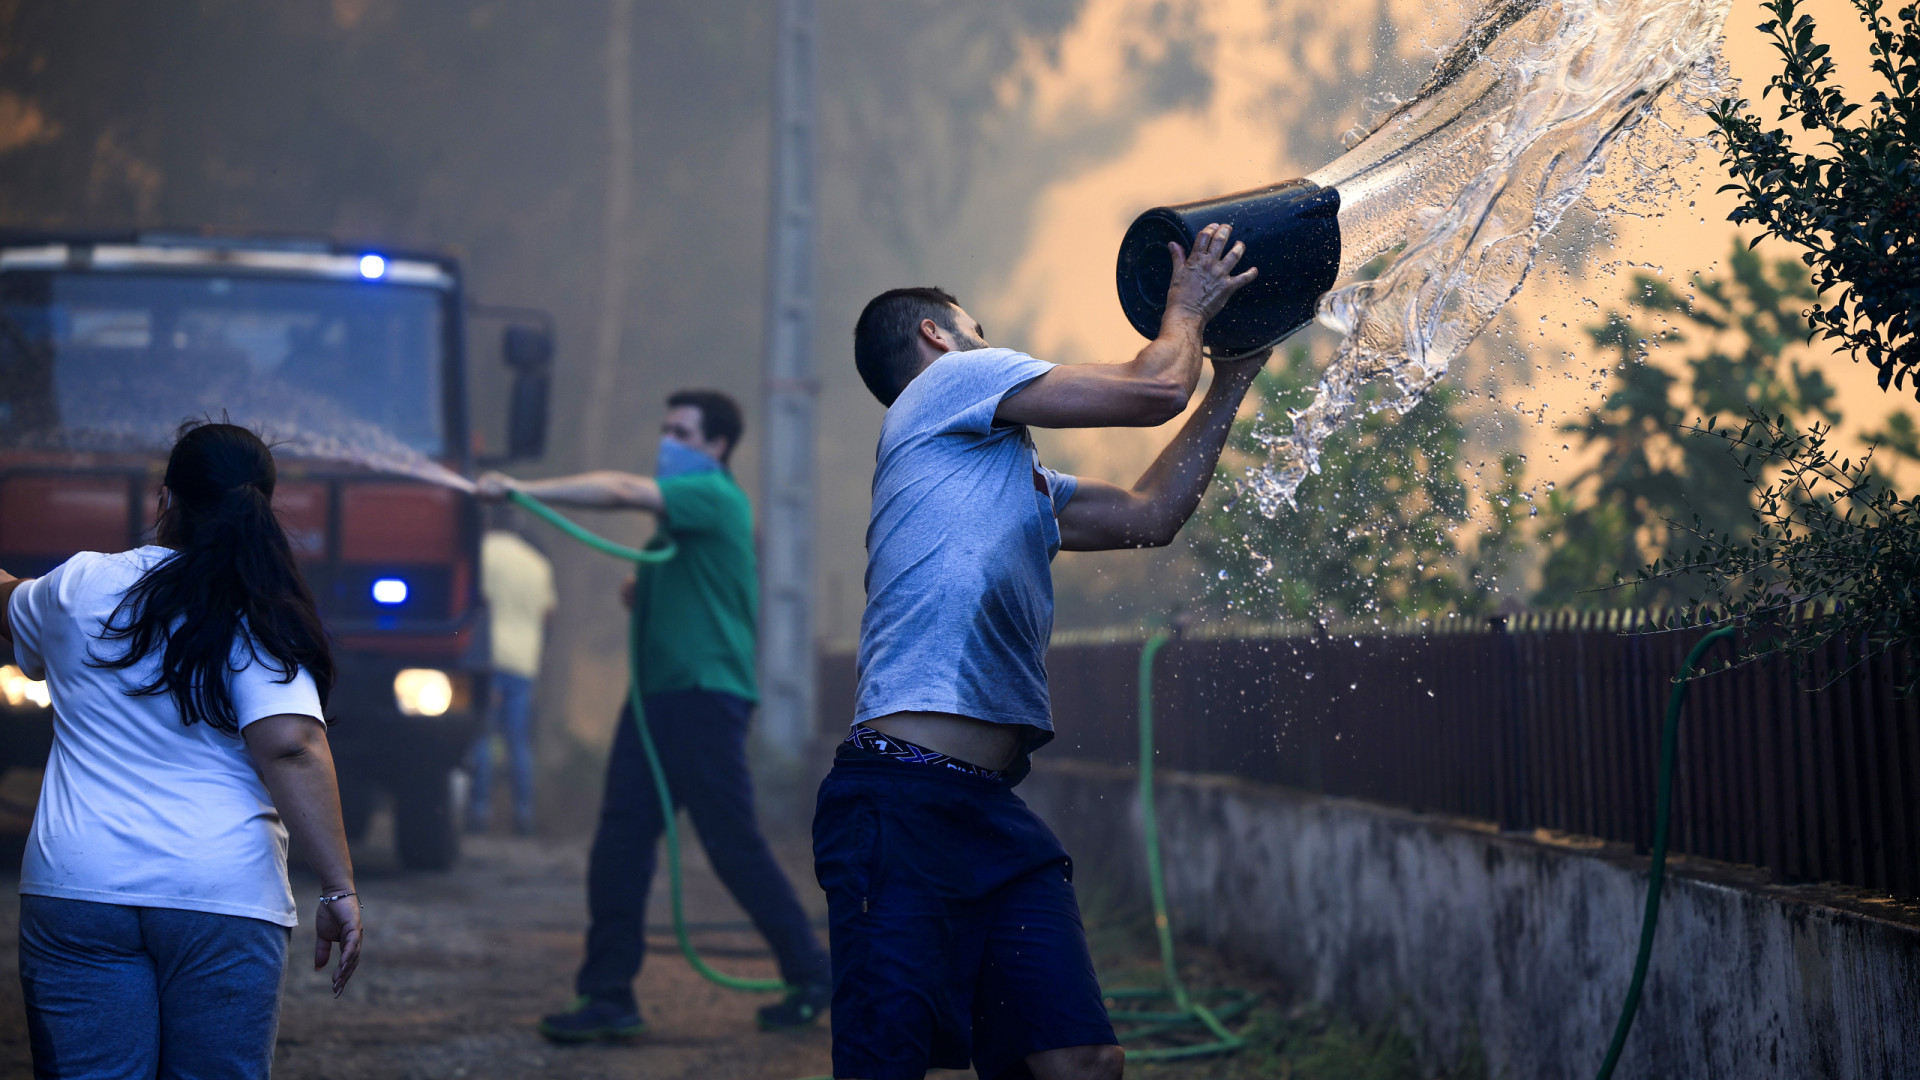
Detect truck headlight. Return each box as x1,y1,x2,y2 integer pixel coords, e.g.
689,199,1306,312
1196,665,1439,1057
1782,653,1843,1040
393,668,454,717
0,665,50,710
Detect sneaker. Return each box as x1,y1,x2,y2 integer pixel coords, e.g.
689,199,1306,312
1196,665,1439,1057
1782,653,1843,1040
539,996,647,1043
756,982,830,1031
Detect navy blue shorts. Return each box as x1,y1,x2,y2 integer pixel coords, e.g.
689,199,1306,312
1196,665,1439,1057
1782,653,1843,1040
813,752,1116,1080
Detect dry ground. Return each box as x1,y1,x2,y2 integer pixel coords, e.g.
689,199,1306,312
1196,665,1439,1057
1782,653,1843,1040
0,811,847,1080
0,803,1431,1080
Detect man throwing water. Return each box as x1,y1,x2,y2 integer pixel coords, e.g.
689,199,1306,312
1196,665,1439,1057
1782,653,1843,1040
818,223,1264,1080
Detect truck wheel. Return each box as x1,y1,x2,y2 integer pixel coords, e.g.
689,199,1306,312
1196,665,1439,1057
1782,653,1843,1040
395,770,460,871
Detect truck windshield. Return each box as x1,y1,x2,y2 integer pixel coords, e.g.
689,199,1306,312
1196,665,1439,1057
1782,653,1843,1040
0,270,448,457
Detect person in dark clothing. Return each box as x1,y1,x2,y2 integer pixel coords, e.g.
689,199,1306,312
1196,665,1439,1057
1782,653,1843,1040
477,389,830,1041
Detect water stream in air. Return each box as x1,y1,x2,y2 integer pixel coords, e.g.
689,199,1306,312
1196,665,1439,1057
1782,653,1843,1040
266,425,477,493
5,413,476,494
1242,0,1733,516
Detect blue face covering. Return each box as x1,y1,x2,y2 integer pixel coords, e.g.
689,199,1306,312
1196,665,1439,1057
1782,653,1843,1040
656,436,722,480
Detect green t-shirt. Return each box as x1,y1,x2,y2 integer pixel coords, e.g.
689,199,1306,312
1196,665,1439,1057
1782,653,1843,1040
631,471,758,702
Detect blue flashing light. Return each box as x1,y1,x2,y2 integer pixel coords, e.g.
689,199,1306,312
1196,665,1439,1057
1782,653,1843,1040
358,253,387,279
371,577,409,605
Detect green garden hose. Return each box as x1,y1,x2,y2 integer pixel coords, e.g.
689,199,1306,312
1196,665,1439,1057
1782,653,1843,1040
1106,629,1256,1062
1594,624,1736,1080
508,490,791,995
510,488,1731,1075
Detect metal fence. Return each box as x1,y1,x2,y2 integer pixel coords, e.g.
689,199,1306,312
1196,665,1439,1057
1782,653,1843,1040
818,612,1920,899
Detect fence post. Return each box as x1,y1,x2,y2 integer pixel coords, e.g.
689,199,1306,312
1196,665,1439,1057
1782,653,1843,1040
1495,615,1529,832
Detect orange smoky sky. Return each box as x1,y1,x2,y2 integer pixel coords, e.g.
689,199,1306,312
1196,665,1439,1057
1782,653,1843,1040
964,0,1901,500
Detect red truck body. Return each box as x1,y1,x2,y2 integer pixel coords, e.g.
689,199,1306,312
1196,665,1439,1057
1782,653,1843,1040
0,231,551,868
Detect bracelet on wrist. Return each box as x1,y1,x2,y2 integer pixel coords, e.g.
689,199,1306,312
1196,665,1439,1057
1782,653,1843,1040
319,891,357,905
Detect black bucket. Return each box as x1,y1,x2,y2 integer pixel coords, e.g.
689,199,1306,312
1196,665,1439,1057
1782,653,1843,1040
1115,179,1341,357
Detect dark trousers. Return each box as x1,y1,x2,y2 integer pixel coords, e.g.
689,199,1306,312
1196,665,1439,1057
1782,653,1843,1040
576,688,830,1008
19,894,290,1080
814,754,1113,1080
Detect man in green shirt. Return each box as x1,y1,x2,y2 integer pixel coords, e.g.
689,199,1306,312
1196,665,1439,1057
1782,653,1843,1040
476,389,830,1041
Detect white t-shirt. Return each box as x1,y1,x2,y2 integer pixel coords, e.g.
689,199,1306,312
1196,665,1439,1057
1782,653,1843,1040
8,547,322,927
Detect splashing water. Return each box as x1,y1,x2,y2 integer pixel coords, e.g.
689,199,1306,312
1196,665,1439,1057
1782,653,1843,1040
268,425,477,493
1243,0,1733,515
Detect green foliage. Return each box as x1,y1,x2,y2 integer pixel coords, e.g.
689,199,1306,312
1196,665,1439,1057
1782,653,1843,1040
1193,346,1521,622
1645,414,1920,690
1860,409,1920,463
1126,1001,1488,1080
1649,0,1920,686
1707,0,1920,395
1079,883,1487,1080
1184,1002,1474,1080
1535,244,1839,606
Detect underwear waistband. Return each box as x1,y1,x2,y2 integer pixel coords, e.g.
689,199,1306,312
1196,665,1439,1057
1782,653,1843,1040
841,725,1007,783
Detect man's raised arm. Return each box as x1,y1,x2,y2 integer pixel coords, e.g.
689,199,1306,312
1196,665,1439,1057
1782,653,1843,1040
474,470,663,513
995,222,1259,431
1055,349,1267,551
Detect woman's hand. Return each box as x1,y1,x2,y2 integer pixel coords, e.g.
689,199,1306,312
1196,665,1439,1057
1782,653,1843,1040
315,892,363,997
244,714,362,998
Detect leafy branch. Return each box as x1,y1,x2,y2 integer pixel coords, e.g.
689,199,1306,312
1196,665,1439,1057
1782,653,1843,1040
1643,411,1920,689
1707,0,1920,396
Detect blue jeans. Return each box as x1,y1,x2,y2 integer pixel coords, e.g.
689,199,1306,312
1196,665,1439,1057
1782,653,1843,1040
576,689,831,1009
469,671,537,831
18,894,290,1080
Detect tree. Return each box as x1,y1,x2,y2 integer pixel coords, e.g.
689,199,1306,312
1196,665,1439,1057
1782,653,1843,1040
1535,243,1839,606
1644,412,1920,690
1707,0,1918,396
1644,0,1920,684
1193,345,1521,623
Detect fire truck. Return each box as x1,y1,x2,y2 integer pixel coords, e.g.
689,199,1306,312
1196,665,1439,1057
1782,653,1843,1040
0,231,553,869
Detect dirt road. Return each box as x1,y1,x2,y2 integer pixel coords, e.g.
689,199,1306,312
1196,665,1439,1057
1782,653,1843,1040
0,809,1449,1080
0,820,847,1080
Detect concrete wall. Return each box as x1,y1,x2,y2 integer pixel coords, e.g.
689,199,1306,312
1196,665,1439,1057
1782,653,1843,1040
1024,759,1920,1080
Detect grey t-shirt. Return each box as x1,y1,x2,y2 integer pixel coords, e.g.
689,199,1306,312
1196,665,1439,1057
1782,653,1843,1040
854,348,1079,741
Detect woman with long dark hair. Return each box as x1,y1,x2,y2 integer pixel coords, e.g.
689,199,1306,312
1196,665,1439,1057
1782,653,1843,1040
0,421,362,1079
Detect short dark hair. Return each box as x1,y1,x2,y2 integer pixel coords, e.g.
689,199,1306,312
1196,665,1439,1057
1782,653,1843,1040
666,388,744,463
853,287,962,406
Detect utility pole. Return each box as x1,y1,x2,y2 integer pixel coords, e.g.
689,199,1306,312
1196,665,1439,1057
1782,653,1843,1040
581,0,633,466
550,0,634,760
758,0,817,759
